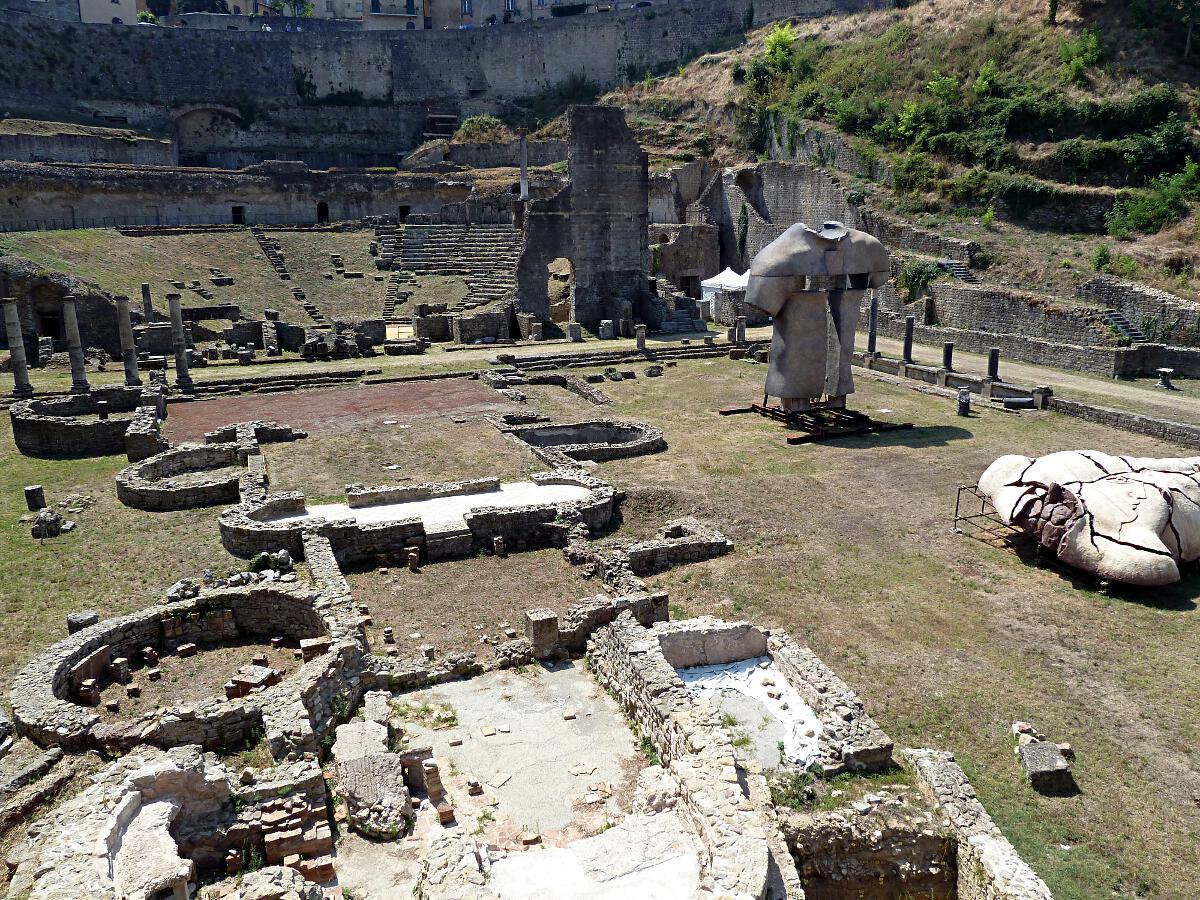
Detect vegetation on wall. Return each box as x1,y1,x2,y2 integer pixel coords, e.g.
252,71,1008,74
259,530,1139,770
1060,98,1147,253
737,13,1200,233
452,115,515,144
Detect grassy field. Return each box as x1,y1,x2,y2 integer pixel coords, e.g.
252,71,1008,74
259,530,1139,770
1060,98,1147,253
3,349,1199,897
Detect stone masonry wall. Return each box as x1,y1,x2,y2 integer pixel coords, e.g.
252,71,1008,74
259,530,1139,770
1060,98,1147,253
903,749,1053,900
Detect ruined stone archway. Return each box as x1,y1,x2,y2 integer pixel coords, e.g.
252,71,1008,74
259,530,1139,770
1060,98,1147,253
171,105,243,168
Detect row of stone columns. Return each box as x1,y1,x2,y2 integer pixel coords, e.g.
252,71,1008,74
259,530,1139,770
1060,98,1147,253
3,287,196,399
896,313,1000,380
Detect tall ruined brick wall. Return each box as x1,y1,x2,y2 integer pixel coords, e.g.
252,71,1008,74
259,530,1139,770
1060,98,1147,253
0,160,473,231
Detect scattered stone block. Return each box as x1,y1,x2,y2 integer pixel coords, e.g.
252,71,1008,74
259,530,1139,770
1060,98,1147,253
66,610,99,634
1019,741,1075,795
178,643,197,658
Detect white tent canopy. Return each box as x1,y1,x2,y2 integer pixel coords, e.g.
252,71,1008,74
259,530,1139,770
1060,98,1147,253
701,268,749,293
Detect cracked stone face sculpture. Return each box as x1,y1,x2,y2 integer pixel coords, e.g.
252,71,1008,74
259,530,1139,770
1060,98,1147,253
745,222,890,411
979,450,1200,586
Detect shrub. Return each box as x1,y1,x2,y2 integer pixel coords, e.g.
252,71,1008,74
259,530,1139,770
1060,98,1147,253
1059,30,1104,84
1091,244,1111,271
972,59,999,97
894,151,939,193
1106,161,1200,236
981,206,996,229
926,71,959,103
898,259,943,304
453,115,515,144
765,22,795,73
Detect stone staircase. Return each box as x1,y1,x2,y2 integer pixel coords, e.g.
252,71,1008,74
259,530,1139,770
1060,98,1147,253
1103,309,1149,343
392,223,523,313
290,286,329,329
382,271,415,320
423,111,459,143
937,258,979,283
251,227,291,281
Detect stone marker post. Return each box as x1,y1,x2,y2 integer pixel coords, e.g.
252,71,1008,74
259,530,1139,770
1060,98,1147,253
635,324,646,351
866,293,879,356
140,283,153,320
24,485,45,511
987,347,1001,381
61,294,91,394
942,341,955,372
167,293,194,393
518,130,529,202
902,315,915,364
3,299,33,398
735,316,747,344
115,295,142,387
957,388,971,417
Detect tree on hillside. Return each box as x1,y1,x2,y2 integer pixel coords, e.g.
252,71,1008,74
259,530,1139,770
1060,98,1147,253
145,0,171,16
1169,0,1200,56
280,0,314,15
176,0,229,11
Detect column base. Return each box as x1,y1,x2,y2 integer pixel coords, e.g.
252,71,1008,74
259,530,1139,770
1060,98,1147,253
69,381,91,395
10,386,33,399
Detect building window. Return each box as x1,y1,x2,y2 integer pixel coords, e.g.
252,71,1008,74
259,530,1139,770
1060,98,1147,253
505,0,514,10
461,0,471,14
406,0,414,13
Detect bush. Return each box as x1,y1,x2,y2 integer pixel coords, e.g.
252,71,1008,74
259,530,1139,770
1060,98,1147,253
972,59,999,97
894,151,939,193
898,259,943,304
1091,244,1111,271
1059,30,1104,84
453,115,515,144
765,22,795,73
1106,162,1200,236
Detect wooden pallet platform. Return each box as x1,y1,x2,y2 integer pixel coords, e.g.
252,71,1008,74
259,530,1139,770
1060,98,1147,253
718,403,915,444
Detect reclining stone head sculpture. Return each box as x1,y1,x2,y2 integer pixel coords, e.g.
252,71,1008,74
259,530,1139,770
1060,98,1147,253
744,221,890,411
979,450,1200,586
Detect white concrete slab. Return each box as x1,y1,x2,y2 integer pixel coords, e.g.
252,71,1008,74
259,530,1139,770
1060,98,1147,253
677,656,823,769
266,481,590,529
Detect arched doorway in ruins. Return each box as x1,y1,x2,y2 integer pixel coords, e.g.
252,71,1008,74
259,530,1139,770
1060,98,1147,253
316,201,330,224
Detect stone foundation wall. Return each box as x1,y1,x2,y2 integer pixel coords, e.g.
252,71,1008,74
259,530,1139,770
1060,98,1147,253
586,612,771,898
903,749,1053,899
115,443,243,511
1077,275,1200,345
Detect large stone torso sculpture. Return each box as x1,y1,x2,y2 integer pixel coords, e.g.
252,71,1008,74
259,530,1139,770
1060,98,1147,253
744,222,890,410
979,450,1200,586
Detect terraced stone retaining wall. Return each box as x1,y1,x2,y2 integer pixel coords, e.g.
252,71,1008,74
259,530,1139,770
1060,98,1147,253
10,385,164,458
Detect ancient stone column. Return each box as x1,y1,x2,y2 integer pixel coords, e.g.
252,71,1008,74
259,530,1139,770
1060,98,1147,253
866,292,879,356
24,484,45,511
635,324,646,350
140,283,153,320
166,293,194,393
735,316,747,345
518,130,529,202
987,347,1001,381
61,294,91,394
3,299,33,399
902,315,915,364
115,295,142,387
942,341,955,372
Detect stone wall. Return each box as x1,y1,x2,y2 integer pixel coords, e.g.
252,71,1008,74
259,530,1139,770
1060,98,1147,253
515,106,649,330
1077,275,1200,345
445,139,566,169
0,159,479,232
116,443,244,512
903,749,1053,900
586,613,772,898
919,283,1113,346
649,222,720,294
0,131,177,166
9,385,156,458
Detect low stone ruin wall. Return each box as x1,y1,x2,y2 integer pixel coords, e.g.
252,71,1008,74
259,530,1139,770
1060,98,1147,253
8,583,355,755
10,385,146,458
903,748,1053,899
587,613,772,898
116,443,243,511
501,419,666,467
1077,275,1200,345
221,471,616,563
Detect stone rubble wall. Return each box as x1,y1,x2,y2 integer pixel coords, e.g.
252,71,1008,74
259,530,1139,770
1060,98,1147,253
768,633,894,774
587,613,772,899
124,406,171,462
9,584,349,755
501,419,666,466
115,442,243,511
903,749,1053,900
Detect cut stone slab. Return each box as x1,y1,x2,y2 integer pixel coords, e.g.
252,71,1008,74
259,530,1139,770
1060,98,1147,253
333,721,389,762
336,754,413,839
1019,741,1075,795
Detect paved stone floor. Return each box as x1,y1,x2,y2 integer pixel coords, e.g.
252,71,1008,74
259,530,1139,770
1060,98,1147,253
398,661,642,834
